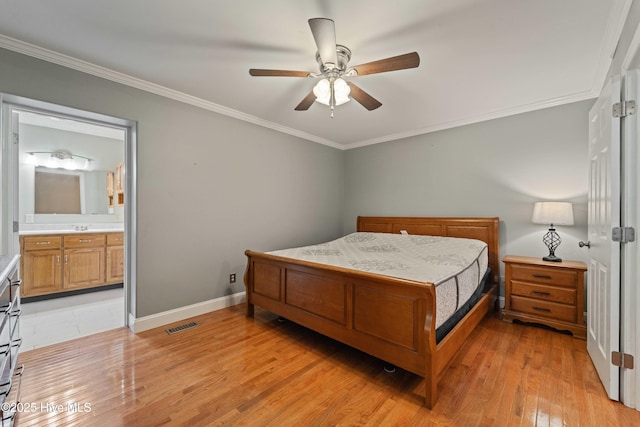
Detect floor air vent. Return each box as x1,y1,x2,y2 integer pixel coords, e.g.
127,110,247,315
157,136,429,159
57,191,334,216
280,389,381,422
166,321,199,335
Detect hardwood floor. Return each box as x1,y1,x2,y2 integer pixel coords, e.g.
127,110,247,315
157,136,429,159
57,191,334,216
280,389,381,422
15,305,640,426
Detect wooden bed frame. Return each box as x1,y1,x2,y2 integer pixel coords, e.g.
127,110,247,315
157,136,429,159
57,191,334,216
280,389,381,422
244,216,499,408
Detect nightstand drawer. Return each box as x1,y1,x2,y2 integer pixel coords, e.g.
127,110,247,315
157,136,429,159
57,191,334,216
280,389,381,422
511,295,576,322
511,280,576,304
510,264,577,288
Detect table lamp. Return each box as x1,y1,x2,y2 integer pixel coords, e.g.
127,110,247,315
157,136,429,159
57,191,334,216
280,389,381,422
531,201,574,262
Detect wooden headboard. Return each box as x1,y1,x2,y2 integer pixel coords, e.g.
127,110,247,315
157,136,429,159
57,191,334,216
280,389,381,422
357,216,500,285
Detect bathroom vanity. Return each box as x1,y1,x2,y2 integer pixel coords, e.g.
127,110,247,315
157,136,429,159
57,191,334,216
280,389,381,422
19,230,124,298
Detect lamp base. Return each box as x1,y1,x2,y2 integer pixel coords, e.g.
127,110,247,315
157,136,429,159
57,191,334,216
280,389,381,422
543,255,562,262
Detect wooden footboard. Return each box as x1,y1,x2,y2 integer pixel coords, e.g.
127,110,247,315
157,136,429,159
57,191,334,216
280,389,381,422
244,216,499,408
245,252,437,375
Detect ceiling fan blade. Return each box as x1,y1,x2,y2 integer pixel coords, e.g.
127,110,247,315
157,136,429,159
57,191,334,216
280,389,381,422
347,82,382,111
249,69,311,77
351,52,420,76
294,91,316,111
308,18,338,68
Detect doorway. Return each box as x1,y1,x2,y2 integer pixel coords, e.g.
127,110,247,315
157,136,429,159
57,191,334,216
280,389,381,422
2,94,137,350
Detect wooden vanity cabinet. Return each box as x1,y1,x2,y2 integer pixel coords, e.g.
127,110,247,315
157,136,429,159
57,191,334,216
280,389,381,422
20,232,124,298
63,234,106,290
106,232,124,284
21,235,63,296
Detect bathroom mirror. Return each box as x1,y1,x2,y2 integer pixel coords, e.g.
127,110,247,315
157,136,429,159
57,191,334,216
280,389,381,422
18,110,125,223
34,167,111,215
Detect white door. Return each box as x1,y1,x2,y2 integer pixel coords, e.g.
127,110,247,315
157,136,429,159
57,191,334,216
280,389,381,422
587,75,621,400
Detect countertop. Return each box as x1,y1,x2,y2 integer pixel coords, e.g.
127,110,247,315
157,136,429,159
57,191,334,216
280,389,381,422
19,229,124,235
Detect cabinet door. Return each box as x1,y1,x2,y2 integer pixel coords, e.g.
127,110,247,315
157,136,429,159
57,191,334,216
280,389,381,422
107,171,115,208
106,245,124,284
64,247,106,290
115,162,124,206
23,249,63,297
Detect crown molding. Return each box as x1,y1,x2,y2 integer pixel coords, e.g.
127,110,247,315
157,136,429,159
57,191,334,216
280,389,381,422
0,35,342,149
342,90,598,149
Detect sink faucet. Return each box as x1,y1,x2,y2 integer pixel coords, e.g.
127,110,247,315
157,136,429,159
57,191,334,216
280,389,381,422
74,225,89,231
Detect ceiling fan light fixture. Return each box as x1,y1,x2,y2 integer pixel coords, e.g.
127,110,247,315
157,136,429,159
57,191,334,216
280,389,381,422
313,78,350,106
249,19,418,114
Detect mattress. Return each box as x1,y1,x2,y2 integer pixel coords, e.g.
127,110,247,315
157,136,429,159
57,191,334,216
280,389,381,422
268,232,489,331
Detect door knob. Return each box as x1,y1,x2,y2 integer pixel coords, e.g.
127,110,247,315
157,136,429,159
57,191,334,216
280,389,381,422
579,241,591,248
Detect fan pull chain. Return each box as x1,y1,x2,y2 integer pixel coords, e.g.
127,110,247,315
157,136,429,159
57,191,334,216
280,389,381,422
330,78,335,118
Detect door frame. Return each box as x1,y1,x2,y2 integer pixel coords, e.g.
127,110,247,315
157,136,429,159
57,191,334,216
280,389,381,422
1,93,138,328
620,30,640,409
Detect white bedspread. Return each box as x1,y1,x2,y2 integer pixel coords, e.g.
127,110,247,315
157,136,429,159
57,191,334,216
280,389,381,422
269,232,488,328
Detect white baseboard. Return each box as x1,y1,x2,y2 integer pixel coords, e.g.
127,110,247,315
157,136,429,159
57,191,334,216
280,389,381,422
129,291,246,333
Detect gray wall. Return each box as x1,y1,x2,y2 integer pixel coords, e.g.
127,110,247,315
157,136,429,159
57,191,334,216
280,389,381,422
1,48,345,317
1,45,596,315
343,100,594,291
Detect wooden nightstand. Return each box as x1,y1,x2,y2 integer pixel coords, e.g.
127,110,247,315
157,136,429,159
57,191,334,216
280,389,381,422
501,255,587,339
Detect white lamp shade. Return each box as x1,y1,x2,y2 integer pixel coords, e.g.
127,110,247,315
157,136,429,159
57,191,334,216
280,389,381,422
532,202,574,226
313,78,351,106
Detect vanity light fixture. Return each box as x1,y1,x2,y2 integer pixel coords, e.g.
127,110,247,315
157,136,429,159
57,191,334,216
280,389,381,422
531,201,574,262
24,150,94,171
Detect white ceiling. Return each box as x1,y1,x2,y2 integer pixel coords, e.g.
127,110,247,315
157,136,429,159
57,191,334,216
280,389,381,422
0,0,632,149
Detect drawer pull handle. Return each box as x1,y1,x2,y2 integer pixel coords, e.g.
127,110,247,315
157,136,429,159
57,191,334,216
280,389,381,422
36,241,51,245
533,274,552,280
14,364,24,377
533,306,552,313
532,291,551,296
79,239,92,243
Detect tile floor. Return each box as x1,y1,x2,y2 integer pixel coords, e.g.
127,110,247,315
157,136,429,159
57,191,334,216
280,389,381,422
19,288,125,352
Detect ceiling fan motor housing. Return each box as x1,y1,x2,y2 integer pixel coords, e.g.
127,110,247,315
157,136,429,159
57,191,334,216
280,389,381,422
316,44,351,75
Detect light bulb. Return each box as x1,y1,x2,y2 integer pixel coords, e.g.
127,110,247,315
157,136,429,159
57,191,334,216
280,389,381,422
25,153,38,166
46,156,60,168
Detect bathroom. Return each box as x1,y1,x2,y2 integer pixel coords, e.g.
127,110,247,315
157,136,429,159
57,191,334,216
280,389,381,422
17,110,126,350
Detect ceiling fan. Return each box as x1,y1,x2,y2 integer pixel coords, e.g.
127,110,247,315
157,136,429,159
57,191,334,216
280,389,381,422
249,18,420,117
